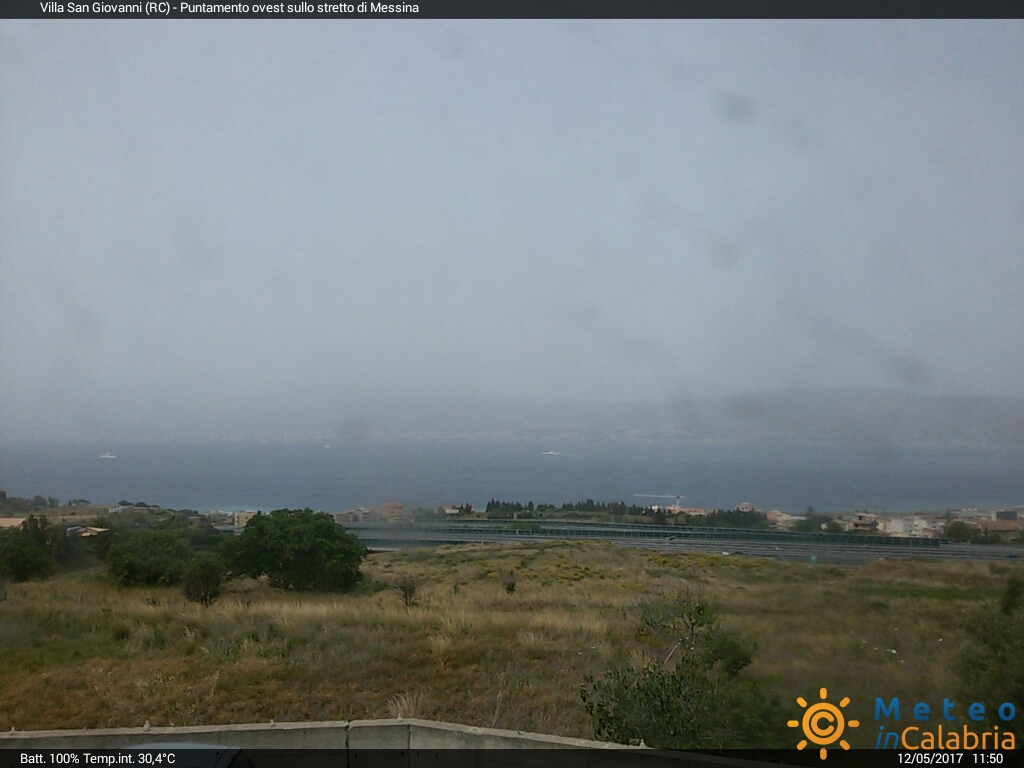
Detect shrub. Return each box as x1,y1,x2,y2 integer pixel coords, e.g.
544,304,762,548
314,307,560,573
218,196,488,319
957,572,1024,741
398,577,417,606
504,570,517,594
1000,572,1023,615
183,555,224,606
581,591,781,748
107,530,193,586
583,655,723,748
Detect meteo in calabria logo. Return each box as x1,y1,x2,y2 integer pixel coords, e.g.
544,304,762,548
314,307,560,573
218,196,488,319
789,687,861,759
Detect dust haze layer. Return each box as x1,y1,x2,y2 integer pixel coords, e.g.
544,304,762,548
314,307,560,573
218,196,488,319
2,22,1022,443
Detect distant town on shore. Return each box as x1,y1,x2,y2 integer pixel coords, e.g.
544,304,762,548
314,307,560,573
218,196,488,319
3,490,1022,547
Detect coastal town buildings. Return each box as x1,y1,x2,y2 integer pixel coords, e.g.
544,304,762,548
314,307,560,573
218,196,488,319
666,505,707,516
765,510,802,529
846,512,879,533
336,502,406,523
978,518,1023,537
233,510,259,527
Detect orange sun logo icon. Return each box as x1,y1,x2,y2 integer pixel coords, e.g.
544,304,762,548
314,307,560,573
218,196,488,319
788,687,860,759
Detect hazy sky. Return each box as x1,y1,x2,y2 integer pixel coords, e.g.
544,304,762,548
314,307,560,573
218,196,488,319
1,21,1022,439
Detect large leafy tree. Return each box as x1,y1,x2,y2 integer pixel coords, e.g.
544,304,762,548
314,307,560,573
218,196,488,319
226,509,366,592
0,515,80,581
0,522,55,581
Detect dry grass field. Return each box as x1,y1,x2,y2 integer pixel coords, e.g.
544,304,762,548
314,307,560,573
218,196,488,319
0,541,1015,745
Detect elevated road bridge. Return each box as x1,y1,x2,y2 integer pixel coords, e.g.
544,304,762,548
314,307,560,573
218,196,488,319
342,520,1022,564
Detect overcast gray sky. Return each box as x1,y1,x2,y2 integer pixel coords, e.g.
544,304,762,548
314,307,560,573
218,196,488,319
1,21,1022,440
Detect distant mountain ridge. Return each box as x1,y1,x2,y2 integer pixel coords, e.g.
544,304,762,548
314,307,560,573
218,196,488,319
21,388,1021,445
327,388,1024,445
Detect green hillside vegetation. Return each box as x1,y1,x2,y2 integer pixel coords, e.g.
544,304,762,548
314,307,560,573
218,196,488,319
1,529,1020,745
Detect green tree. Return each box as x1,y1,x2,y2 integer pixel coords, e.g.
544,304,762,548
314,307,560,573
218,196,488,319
0,515,94,579
581,591,782,749
944,520,974,543
0,526,55,581
183,555,224,606
226,509,366,592
179,516,228,552
106,530,193,586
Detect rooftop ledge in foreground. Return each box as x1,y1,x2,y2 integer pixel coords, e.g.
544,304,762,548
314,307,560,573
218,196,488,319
1,718,773,766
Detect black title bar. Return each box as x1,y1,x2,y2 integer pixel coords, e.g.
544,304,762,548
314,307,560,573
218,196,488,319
2,0,1019,19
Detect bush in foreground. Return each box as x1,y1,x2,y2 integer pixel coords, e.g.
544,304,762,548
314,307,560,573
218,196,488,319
183,555,225,606
398,576,417,606
581,591,782,749
956,571,1024,741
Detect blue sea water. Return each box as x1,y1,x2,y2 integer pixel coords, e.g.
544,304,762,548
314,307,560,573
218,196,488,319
1,440,1022,514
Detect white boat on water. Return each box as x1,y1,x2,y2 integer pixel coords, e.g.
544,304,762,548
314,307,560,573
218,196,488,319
99,452,118,459
541,451,562,456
